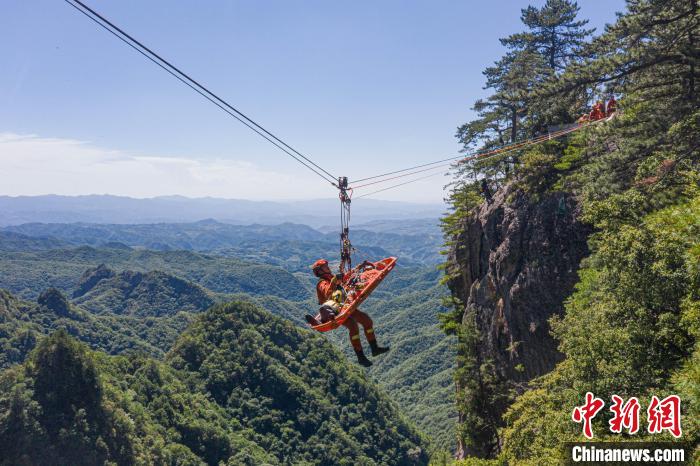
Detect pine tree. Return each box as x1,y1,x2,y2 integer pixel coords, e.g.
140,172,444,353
501,0,594,71
454,0,594,188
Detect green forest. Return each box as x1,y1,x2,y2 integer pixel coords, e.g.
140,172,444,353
0,233,450,463
0,304,428,465
0,0,698,465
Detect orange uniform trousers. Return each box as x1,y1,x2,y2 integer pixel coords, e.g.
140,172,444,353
343,310,375,351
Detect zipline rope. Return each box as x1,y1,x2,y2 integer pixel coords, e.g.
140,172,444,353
350,121,587,191
354,141,521,199
350,153,472,184
64,0,338,186
354,171,447,199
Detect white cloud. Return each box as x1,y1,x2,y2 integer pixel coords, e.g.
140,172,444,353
0,133,335,200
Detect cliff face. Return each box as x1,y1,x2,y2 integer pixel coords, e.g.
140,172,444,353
446,184,590,457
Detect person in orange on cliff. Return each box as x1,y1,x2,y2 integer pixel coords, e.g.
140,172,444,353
307,259,389,367
606,96,617,116
589,100,606,121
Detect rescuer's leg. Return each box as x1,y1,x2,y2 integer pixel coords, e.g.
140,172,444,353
353,309,389,357
343,317,372,367
305,314,320,326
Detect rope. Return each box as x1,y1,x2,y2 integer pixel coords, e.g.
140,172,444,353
351,153,469,184
350,122,586,190
351,118,612,198
351,163,452,190
64,0,337,186
354,171,446,199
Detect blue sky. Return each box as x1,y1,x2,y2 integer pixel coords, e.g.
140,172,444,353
1,0,625,202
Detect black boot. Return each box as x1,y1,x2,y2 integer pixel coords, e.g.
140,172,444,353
305,314,320,326
369,340,389,357
355,349,372,367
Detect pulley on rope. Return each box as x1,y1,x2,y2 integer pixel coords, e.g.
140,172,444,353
338,176,354,274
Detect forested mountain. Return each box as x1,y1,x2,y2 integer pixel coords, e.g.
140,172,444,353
72,266,215,317
169,301,429,464
212,240,390,272
0,301,430,465
442,0,699,463
2,1,695,463
0,244,309,301
0,226,455,456
4,221,322,248
0,231,69,251
0,288,190,367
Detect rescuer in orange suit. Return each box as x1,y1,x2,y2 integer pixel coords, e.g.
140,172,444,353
606,96,617,116
307,259,389,367
589,100,605,121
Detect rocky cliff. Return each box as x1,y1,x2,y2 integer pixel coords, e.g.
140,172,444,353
445,183,591,457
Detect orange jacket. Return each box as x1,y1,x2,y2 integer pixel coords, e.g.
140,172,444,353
590,102,605,120
606,98,617,115
316,277,336,304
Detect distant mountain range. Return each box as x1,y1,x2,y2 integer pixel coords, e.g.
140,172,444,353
0,194,445,227
0,243,310,302
2,217,444,266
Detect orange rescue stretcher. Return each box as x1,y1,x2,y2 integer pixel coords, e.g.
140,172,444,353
310,257,397,333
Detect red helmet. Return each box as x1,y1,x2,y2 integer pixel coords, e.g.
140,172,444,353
311,259,328,269
311,259,330,276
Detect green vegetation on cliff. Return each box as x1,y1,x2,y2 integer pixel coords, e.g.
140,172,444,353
500,192,699,465
444,0,699,462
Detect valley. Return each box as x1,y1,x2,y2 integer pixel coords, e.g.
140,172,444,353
0,217,455,460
